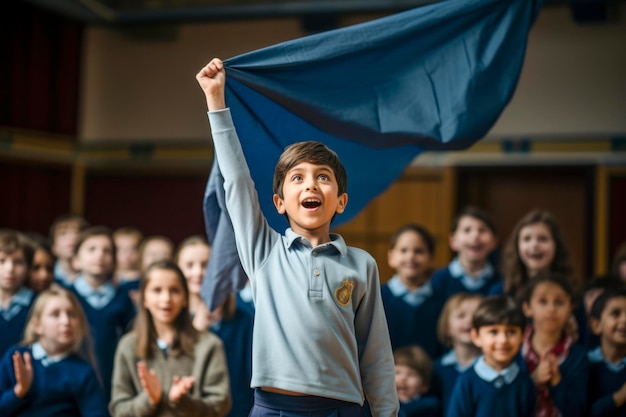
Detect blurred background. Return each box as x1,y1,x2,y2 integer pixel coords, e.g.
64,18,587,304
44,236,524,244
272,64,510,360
1,0,625,283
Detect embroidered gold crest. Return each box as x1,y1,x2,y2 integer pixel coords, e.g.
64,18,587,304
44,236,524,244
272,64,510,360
334,279,354,307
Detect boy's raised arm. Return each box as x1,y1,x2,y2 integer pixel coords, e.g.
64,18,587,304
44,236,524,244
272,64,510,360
196,58,226,111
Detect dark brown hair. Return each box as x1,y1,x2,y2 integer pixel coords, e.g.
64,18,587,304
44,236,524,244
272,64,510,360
0,229,35,268
48,214,89,243
134,260,198,359
520,273,579,307
500,210,573,299
472,295,526,331
451,206,497,235
389,224,435,255
273,141,347,199
393,345,433,387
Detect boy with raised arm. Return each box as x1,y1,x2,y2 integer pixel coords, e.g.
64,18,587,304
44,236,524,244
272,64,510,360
196,58,398,417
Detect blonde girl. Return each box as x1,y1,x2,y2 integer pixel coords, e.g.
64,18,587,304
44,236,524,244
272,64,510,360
109,260,231,417
433,293,483,416
0,288,108,416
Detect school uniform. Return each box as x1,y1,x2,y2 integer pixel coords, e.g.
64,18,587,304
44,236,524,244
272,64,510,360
0,343,108,417
109,331,231,417
71,276,135,401
211,307,255,417
0,287,35,358
381,276,445,358
587,347,626,417
399,395,439,417
432,350,476,417
209,108,398,417
431,259,502,300
522,328,588,417
446,356,536,417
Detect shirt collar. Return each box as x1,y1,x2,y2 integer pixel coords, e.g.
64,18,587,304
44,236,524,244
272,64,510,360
285,228,347,256
588,346,626,372
387,276,433,307
0,287,34,321
474,355,520,387
74,276,116,309
449,258,494,290
32,342,68,367
440,349,475,372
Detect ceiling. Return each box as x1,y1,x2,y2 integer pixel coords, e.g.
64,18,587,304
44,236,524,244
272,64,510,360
24,0,600,25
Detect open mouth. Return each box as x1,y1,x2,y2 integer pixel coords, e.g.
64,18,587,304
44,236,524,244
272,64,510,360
302,199,321,209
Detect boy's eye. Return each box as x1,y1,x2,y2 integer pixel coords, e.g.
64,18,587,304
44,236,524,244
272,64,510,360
318,174,329,181
291,174,302,182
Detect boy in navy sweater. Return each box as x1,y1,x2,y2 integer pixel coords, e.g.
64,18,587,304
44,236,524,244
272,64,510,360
447,295,535,417
588,288,626,416
431,207,500,300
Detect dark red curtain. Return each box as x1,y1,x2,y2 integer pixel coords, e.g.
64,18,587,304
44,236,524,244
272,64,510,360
0,1,82,136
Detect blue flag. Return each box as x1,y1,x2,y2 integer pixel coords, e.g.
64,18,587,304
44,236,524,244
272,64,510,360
202,0,543,310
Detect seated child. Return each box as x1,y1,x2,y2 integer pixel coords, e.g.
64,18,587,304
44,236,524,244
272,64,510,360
433,293,482,416
587,288,626,417
431,207,500,300
381,224,445,357
447,295,535,417
25,234,57,293
394,345,439,417
521,273,588,417
0,287,108,416
0,230,35,358
49,214,88,286
113,227,143,285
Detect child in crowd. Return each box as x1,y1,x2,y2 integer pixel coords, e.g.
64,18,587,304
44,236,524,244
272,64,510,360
69,226,135,402
25,234,56,293
175,235,212,331
208,293,255,417
431,207,500,300
495,210,574,299
612,243,626,284
109,260,231,417
139,236,174,273
433,293,483,415
521,274,588,417
197,59,398,417
394,345,439,417
114,227,143,285
0,230,35,358
448,295,535,417
0,287,108,416
381,224,445,357
49,214,89,286
581,275,624,350
587,288,626,416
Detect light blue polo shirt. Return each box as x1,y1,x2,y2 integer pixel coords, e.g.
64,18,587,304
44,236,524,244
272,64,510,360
209,108,398,417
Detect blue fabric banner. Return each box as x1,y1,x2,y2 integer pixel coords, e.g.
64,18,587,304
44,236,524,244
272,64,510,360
202,0,543,310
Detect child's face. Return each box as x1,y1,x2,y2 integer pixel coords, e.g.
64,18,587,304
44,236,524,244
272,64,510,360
518,223,555,277
29,249,55,293
395,364,427,403
141,240,173,271
52,223,81,261
35,296,79,355
449,216,496,266
73,235,115,280
143,268,187,327
177,244,210,295
0,249,28,294
273,162,347,239
471,324,524,371
448,298,482,346
523,281,572,334
115,235,140,271
590,296,626,348
387,231,432,285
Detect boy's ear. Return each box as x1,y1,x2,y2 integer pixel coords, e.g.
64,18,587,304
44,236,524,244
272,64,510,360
588,317,602,336
273,194,286,214
387,250,398,269
335,193,348,214
449,233,460,252
70,255,80,272
522,302,532,318
470,328,482,348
